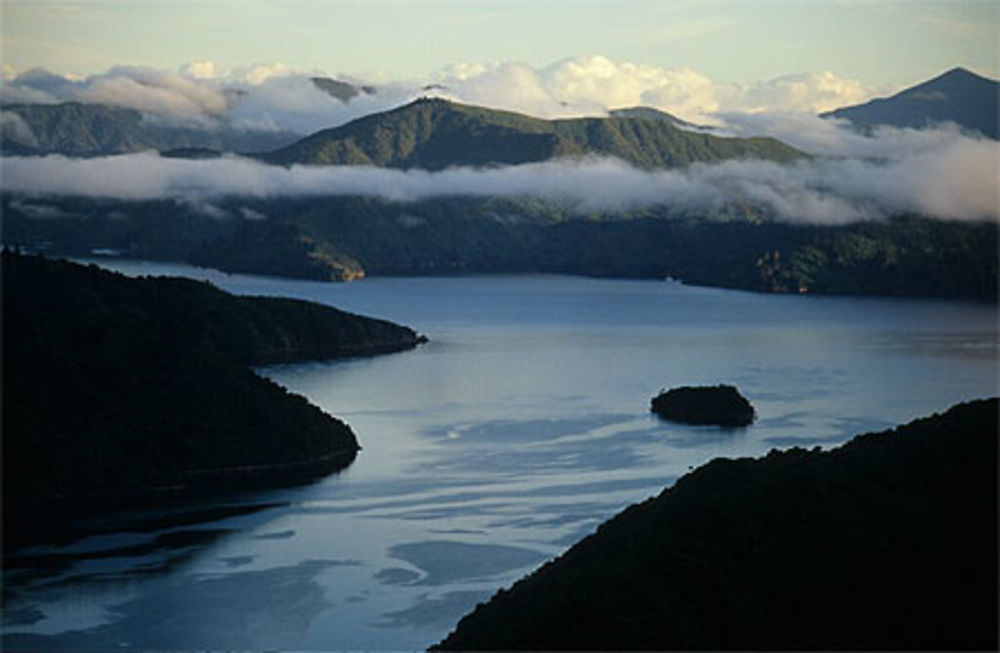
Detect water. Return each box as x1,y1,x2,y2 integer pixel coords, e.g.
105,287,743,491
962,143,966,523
4,261,997,650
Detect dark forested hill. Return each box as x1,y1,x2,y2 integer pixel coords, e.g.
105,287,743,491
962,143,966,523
2,251,424,543
436,398,998,650
0,102,300,156
260,98,803,169
823,67,999,139
4,195,996,301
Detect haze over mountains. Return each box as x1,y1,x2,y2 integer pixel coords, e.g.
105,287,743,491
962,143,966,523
3,65,996,159
1,66,996,300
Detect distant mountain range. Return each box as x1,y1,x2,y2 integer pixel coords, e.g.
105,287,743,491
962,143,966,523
3,67,995,162
4,194,996,300
259,98,801,169
0,76,372,157
1,95,798,167
0,101,301,156
823,67,999,139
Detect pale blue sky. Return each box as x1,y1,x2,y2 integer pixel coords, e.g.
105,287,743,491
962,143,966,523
2,0,997,88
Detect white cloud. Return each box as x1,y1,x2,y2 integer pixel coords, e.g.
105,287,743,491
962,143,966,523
429,56,871,124
741,71,870,113
2,123,995,224
1,110,39,147
74,66,230,124
717,111,983,159
227,74,409,134
0,56,876,133
181,61,217,80
230,62,293,85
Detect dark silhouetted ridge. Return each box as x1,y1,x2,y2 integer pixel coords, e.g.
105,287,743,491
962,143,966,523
824,67,999,138
2,251,425,545
436,398,998,650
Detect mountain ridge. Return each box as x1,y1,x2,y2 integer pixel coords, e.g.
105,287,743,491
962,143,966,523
1,101,301,156
259,97,804,169
435,398,999,650
823,67,999,138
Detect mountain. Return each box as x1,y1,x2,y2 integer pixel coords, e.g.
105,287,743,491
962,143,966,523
823,67,999,139
0,102,301,156
4,194,996,300
310,76,376,102
2,251,424,544
260,97,803,169
435,398,998,650
609,105,711,131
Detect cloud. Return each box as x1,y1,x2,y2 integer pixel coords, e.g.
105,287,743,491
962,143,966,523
0,56,874,133
716,111,984,159
74,66,231,125
2,123,995,224
1,111,39,147
429,56,871,123
181,61,216,80
225,74,410,134
740,71,870,113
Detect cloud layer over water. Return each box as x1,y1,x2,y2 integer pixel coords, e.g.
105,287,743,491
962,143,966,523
2,124,995,224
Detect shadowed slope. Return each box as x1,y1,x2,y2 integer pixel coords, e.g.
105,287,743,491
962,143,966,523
436,399,998,650
2,252,424,544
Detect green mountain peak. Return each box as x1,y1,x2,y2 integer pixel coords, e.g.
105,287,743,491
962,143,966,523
260,98,804,170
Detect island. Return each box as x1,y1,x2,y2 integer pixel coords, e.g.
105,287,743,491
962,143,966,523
435,398,998,650
2,251,426,546
650,384,755,426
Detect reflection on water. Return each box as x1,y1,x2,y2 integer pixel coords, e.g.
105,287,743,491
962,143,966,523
4,263,997,650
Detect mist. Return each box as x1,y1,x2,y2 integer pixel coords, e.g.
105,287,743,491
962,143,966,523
2,120,995,224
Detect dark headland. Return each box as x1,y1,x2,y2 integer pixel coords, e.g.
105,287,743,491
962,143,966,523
651,384,755,426
435,398,999,650
1,251,425,545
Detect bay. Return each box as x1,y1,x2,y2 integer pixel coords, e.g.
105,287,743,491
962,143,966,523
3,261,997,650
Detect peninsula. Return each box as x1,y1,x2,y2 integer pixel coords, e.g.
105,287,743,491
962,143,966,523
2,251,425,544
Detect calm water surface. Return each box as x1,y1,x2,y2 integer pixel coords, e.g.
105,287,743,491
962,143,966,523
3,261,997,650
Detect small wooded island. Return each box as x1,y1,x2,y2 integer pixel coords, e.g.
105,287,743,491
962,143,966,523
1,251,425,545
436,398,998,650
651,384,755,426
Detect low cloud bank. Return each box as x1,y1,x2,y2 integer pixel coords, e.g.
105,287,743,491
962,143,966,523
2,124,995,224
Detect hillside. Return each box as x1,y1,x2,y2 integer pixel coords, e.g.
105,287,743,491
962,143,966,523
260,97,803,169
436,398,998,650
4,195,996,300
823,67,999,139
0,102,300,156
2,251,424,543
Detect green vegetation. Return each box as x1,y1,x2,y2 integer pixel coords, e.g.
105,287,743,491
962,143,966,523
651,385,755,426
260,98,804,169
435,398,999,650
2,251,424,544
1,102,298,156
4,194,995,301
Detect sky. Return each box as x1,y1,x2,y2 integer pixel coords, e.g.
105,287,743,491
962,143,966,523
1,0,997,224
2,0,997,92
